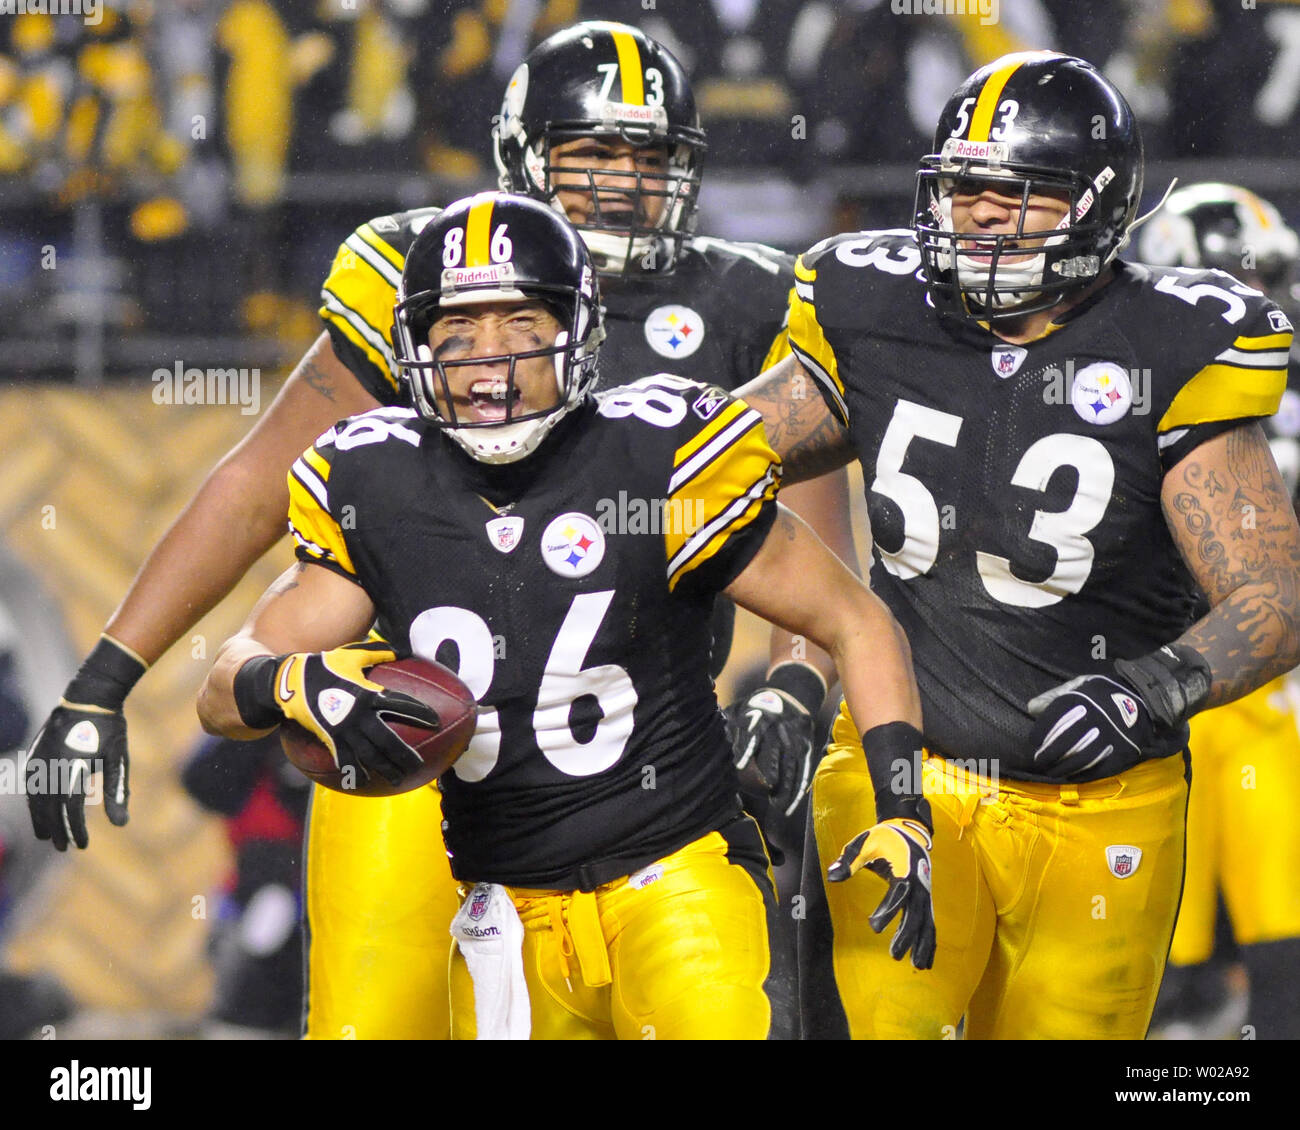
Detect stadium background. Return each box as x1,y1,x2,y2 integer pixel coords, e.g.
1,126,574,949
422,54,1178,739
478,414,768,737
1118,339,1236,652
0,0,1296,1035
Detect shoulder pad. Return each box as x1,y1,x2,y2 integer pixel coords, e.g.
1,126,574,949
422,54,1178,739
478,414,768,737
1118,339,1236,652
1134,265,1294,432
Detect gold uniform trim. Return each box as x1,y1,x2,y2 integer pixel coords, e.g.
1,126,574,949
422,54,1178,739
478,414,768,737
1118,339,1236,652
319,228,403,393
354,223,405,272
665,409,781,590
759,321,793,373
671,399,750,471
786,260,848,424
1235,331,1292,352
287,451,357,576
1158,362,1288,433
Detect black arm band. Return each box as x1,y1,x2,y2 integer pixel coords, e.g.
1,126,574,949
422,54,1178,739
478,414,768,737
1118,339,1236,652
64,636,149,710
232,656,284,730
1114,644,1212,730
766,662,828,715
861,721,930,826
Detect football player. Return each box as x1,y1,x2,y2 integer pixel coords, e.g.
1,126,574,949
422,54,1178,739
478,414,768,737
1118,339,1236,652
735,51,1300,1039
1138,182,1300,1040
196,192,924,1041
23,21,834,1039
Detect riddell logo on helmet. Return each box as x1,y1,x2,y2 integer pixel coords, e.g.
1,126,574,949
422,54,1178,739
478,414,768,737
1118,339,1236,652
601,102,668,129
942,139,1009,165
441,264,516,291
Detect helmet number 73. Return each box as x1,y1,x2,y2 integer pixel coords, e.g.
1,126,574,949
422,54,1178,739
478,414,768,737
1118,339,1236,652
871,398,1114,608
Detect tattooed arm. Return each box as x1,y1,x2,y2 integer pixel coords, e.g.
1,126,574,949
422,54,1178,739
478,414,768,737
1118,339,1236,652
104,333,379,664
1163,421,1300,707
735,354,856,484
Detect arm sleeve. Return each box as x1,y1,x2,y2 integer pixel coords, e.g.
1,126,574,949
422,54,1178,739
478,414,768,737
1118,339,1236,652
786,254,850,426
318,220,406,404
1158,309,1292,472
664,397,782,595
286,431,360,582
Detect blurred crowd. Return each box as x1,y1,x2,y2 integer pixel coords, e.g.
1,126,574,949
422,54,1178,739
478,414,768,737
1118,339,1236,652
2,0,1299,372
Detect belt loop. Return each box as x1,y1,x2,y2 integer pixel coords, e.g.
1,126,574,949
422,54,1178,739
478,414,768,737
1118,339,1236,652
547,897,574,992
568,890,613,988
1059,784,1080,807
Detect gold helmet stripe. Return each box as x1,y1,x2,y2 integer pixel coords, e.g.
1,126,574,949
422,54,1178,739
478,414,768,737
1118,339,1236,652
968,50,1062,141
610,27,644,105
465,193,496,267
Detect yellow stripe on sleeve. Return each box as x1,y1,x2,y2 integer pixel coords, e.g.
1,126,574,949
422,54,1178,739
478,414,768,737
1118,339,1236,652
1234,331,1293,352
665,412,781,590
353,223,406,273
671,399,750,473
465,194,494,267
786,261,848,424
1158,363,1288,433
610,27,644,105
287,458,356,576
318,230,403,393
302,444,332,484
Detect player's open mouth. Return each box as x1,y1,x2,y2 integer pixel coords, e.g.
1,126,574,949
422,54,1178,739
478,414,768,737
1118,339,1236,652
468,379,521,422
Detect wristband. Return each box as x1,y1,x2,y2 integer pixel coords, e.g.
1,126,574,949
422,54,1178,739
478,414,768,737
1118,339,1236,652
1114,644,1212,729
861,721,929,825
232,655,283,730
64,635,149,711
766,662,828,716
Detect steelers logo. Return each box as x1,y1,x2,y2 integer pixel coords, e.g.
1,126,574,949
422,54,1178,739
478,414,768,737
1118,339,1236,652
644,304,705,359
540,512,606,578
1070,361,1132,426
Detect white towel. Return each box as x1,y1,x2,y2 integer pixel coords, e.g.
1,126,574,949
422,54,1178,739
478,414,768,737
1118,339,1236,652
450,882,530,1040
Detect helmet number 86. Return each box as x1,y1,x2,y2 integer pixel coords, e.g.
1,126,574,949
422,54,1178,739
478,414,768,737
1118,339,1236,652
442,224,514,267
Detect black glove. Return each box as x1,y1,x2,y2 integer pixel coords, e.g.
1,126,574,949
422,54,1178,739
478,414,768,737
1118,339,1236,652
1026,644,1211,780
826,721,936,971
26,636,145,850
234,641,442,788
725,663,825,850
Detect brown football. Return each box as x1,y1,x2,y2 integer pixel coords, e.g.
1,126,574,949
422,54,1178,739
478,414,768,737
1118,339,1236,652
279,657,478,797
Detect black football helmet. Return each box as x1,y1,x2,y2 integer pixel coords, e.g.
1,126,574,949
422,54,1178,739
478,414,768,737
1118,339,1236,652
1137,182,1300,296
914,51,1144,321
493,20,706,276
393,193,604,464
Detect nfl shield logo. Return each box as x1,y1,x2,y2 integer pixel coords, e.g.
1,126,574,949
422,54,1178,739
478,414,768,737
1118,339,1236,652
485,516,524,554
468,886,491,921
991,346,1027,378
1106,844,1142,879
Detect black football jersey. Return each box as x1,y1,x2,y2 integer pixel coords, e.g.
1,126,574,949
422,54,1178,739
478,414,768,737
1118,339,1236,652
318,206,794,406
789,230,1292,780
285,377,780,888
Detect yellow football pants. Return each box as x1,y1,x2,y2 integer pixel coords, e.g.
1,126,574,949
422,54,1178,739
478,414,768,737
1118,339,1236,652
303,783,458,1040
449,817,777,1040
1170,677,1300,965
810,704,1188,1039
